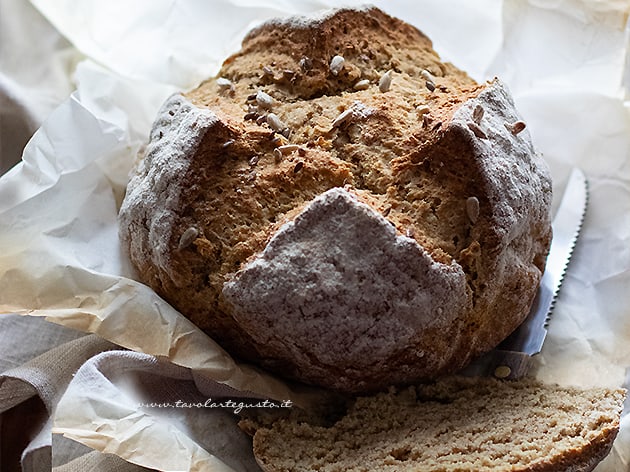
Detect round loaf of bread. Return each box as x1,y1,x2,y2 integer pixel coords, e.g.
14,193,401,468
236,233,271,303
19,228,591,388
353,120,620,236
118,7,552,393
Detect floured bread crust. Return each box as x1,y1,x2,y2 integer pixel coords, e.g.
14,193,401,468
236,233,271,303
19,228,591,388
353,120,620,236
223,188,470,392
118,7,552,392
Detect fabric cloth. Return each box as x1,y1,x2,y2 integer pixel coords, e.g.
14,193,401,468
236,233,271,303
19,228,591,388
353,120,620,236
0,316,119,470
53,350,262,471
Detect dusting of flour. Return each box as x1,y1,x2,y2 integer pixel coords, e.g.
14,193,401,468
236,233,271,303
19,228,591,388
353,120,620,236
118,94,218,277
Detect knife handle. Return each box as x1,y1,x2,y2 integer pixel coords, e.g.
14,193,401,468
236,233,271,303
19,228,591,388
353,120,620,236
460,350,535,380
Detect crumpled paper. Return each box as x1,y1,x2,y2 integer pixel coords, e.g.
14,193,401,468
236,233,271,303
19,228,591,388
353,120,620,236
1,0,629,470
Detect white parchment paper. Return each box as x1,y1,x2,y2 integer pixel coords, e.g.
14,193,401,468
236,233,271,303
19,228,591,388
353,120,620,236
1,0,629,470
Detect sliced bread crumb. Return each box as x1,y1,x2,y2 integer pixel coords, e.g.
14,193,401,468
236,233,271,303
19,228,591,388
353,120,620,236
251,377,625,472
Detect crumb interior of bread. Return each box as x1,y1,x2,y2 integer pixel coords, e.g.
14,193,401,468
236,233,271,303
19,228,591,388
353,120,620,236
253,379,624,472
181,8,483,314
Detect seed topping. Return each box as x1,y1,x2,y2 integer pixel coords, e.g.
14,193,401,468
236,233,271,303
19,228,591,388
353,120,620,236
244,111,259,121
299,56,313,71
216,77,234,92
262,66,274,77
466,196,480,223
473,104,484,124
178,227,199,250
331,108,353,128
276,144,300,155
331,101,372,129
416,104,430,117
467,122,487,139
256,90,274,110
353,79,370,90
378,70,393,93
505,121,526,135
266,113,287,133
421,69,435,82
271,135,288,147
329,55,345,76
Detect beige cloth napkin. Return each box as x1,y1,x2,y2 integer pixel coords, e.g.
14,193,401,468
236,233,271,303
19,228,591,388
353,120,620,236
53,349,263,471
0,315,118,470
0,314,264,471
53,451,154,472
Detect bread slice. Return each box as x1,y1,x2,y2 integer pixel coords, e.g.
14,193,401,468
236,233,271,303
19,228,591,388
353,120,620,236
118,6,552,393
248,377,625,472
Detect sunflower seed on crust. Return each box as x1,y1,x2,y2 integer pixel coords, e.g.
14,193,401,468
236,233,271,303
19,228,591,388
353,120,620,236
466,196,480,223
379,70,392,93
216,77,234,93
331,108,353,128
329,55,345,76
178,227,199,250
505,121,526,135
473,105,484,124
217,77,233,88
354,79,370,90
244,112,259,121
276,144,300,155
467,122,487,139
416,104,430,116
421,69,435,82
262,66,274,77
266,113,287,133
256,91,274,110
299,57,312,71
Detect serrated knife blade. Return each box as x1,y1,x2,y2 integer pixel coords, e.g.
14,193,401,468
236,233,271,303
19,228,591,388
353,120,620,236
462,168,588,379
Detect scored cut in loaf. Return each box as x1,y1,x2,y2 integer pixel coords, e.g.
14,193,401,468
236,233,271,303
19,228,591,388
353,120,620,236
245,377,626,472
118,6,553,393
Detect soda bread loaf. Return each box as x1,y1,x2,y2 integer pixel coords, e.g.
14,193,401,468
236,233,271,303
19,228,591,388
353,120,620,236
118,7,553,393
245,377,626,472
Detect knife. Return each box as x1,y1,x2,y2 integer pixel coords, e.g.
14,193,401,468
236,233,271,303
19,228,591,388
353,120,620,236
462,168,588,380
